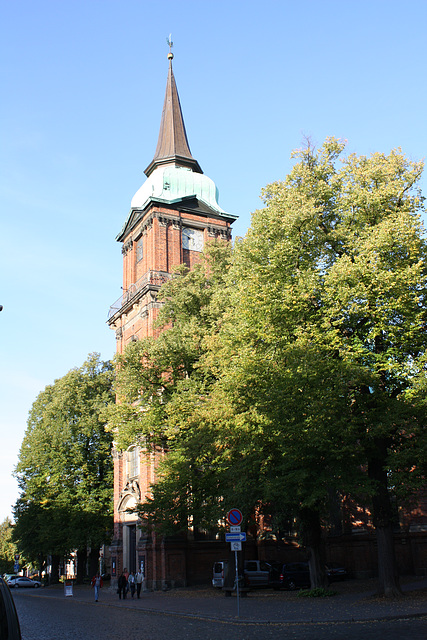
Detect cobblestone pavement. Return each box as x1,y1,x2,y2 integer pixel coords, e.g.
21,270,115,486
10,576,427,640
13,575,427,623
11,587,427,640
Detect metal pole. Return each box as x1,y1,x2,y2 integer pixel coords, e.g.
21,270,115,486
235,549,239,617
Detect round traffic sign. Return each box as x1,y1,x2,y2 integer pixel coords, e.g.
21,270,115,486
227,508,243,526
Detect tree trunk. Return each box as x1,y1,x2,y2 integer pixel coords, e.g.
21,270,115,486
300,507,328,589
88,547,99,579
76,549,87,584
50,555,60,584
368,441,401,597
376,524,401,597
37,554,45,583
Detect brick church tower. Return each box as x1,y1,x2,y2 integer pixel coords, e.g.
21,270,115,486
107,51,236,587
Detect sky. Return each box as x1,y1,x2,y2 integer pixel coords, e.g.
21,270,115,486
1,0,427,522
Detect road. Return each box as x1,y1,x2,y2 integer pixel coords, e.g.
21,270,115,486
11,589,427,640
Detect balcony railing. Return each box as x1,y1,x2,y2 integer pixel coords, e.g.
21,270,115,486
108,270,171,320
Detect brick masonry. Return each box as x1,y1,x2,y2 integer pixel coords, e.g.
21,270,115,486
108,198,234,587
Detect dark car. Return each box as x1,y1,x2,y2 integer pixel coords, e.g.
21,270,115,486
7,576,41,589
271,562,311,590
326,562,348,581
0,577,21,639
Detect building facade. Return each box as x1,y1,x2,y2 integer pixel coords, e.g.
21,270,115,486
107,52,237,587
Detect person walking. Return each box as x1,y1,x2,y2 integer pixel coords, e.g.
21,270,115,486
117,571,128,599
123,567,129,596
135,569,144,598
91,573,103,602
128,571,136,598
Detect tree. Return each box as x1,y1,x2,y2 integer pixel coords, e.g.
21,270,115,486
0,518,18,575
14,354,115,581
105,141,427,596
221,138,427,595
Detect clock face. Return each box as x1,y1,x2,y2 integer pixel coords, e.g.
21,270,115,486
182,227,204,252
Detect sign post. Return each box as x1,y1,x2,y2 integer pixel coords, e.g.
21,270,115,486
226,509,244,617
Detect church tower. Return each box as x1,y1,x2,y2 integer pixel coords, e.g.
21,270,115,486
107,50,236,587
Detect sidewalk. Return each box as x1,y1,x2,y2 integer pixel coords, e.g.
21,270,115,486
27,576,427,624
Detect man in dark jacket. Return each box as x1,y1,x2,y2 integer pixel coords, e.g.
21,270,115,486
117,572,128,599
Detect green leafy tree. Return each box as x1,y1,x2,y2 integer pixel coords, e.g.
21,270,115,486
0,518,18,575
13,354,115,581
106,142,427,597
220,138,427,595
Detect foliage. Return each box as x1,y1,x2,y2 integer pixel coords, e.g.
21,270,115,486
297,587,337,598
107,140,427,596
218,138,427,593
0,518,18,575
13,354,115,566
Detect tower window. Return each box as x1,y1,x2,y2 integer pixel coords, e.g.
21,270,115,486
136,238,143,262
127,447,139,479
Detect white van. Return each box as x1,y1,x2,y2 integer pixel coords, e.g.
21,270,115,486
212,560,227,588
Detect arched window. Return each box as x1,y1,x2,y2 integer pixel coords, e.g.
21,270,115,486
127,446,139,479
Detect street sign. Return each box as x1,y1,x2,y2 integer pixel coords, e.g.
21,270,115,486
227,508,243,526
230,526,241,533
225,532,246,542
230,541,242,551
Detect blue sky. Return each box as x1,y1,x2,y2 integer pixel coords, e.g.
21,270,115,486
1,0,426,521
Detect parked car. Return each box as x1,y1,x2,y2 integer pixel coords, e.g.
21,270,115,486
212,560,273,589
7,577,41,589
212,560,228,588
243,560,272,588
271,562,311,590
326,562,348,581
0,577,22,639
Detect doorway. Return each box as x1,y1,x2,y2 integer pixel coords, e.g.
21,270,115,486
128,524,136,573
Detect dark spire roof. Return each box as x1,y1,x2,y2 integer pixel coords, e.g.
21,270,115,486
144,53,202,177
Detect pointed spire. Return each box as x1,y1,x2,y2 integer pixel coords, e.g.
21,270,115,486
144,50,202,177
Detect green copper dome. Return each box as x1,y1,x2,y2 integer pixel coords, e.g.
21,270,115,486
120,52,236,229
131,164,227,215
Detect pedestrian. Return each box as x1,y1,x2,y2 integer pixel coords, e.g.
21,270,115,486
117,571,128,599
135,569,144,598
128,571,136,598
91,573,103,602
123,567,129,595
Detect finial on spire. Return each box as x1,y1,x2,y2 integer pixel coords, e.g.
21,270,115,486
166,34,173,60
